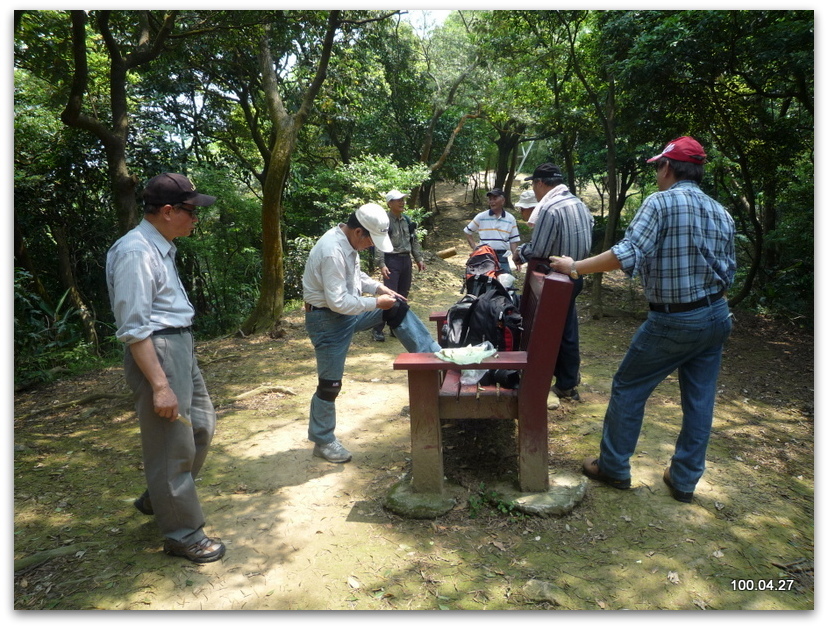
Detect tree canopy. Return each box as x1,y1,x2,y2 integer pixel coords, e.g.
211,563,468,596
13,9,813,388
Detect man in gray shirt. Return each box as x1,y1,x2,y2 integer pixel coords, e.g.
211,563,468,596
514,163,594,401
106,173,224,563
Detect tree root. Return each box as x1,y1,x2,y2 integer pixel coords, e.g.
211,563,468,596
234,384,296,400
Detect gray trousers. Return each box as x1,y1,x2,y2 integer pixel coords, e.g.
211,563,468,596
124,332,216,544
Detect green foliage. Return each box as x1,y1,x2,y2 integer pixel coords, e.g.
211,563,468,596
748,159,814,328
174,168,264,336
283,154,433,301
468,483,525,520
286,154,432,237
13,269,115,388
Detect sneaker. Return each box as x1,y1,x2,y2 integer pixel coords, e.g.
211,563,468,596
164,536,226,564
313,439,352,463
551,384,580,401
372,329,386,342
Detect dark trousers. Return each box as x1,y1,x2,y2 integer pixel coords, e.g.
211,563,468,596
554,277,584,389
375,254,413,333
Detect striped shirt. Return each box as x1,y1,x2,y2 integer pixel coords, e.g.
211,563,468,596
612,180,736,304
106,219,194,344
463,209,520,252
516,184,593,263
303,224,381,315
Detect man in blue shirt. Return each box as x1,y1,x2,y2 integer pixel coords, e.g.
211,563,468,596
551,137,735,503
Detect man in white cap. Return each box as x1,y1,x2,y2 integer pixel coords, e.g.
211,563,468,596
550,136,735,503
371,190,426,342
514,188,539,227
302,203,441,463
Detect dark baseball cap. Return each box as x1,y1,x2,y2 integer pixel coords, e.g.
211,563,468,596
486,188,505,197
524,163,563,181
142,173,217,206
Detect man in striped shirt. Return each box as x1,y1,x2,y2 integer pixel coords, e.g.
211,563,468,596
463,188,521,274
514,163,594,401
550,136,735,503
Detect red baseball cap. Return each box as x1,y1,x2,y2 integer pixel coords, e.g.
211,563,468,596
646,136,707,164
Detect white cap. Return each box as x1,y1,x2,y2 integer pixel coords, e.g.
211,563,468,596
514,189,537,209
355,203,393,252
385,189,408,202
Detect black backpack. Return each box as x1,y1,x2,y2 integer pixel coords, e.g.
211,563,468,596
442,278,523,388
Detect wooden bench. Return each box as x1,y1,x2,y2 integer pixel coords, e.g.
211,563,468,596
393,261,573,494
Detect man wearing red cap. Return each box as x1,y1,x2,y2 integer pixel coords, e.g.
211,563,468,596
106,173,225,563
550,137,735,503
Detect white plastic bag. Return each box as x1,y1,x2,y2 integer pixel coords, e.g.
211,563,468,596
434,341,497,365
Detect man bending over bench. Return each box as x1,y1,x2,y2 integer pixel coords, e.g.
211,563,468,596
302,203,441,463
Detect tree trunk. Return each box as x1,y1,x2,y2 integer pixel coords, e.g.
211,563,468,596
240,134,294,336
590,77,618,318
51,221,100,351
239,13,339,336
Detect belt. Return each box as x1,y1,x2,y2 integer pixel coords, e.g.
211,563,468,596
649,290,725,314
304,303,330,312
152,326,192,336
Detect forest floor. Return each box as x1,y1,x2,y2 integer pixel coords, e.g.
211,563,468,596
12,183,815,612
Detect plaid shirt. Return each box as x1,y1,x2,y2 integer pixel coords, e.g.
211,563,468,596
516,184,593,263
612,180,736,304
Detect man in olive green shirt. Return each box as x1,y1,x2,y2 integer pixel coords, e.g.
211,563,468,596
371,190,426,341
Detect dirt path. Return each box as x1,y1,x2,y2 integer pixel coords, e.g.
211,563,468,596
13,184,814,610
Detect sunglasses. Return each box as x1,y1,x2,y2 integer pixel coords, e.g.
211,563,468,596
174,203,200,218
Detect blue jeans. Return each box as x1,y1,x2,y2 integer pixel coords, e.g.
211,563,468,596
305,306,440,444
597,298,732,493
495,250,513,275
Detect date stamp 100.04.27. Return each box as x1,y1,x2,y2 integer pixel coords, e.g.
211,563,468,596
730,579,795,592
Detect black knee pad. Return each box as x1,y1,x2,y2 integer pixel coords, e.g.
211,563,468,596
382,299,410,329
316,378,342,402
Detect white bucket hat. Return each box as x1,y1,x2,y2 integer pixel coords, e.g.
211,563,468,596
514,189,537,209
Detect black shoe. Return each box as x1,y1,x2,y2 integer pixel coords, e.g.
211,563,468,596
134,490,153,515
164,536,226,564
372,329,386,342
663,468,694,503
582,457,631,490
552,384,580,401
